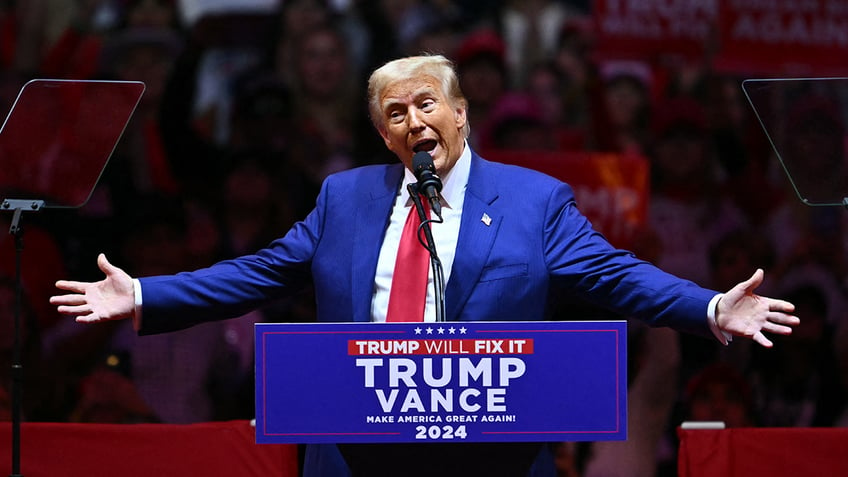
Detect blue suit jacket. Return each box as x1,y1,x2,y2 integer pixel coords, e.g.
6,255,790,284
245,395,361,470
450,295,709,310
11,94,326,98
137,150,718,476
138,150,717,336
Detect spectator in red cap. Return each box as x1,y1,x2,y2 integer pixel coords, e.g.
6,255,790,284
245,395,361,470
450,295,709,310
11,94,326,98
477,92,557,151
596,60,653,154
454,28,509,148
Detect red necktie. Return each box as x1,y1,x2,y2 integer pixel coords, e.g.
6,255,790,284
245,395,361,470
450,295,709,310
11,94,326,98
386,198,431,322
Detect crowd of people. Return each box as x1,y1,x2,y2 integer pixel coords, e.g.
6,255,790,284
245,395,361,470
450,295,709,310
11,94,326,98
1,1,847,476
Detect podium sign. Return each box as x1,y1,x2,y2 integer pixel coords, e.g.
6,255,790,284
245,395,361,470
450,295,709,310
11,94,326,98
255,321,627,444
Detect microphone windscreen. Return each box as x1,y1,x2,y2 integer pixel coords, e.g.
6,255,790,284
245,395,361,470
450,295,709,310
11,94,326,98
412,151,435,176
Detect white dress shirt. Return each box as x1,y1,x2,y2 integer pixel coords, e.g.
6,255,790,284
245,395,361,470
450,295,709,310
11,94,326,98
370,143,472,322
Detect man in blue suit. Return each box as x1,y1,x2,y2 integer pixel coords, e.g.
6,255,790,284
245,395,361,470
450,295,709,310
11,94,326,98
52,55,797,476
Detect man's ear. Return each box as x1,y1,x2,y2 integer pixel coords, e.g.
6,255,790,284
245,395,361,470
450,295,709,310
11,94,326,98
454,104,467,130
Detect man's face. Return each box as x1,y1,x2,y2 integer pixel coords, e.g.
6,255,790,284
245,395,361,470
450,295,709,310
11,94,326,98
377,75,467,176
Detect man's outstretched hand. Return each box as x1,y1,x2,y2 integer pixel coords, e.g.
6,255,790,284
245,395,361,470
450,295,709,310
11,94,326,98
50,254,135,324
716,269,799,347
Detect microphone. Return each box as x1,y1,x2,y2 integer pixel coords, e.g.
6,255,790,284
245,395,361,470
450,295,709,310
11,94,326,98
412,151,443,218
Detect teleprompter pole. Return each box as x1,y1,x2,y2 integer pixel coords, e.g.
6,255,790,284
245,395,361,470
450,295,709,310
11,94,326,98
2,199,44,477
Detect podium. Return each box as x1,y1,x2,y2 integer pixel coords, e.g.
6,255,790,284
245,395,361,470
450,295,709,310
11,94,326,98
255,320,627,475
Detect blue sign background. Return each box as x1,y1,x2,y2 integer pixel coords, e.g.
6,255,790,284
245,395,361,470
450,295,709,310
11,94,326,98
255,321,627,444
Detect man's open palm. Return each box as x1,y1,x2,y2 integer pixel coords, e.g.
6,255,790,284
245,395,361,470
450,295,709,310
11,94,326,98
50,254,135,323
716,269,799,347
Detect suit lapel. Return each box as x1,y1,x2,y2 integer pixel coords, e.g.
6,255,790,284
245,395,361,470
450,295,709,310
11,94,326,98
445,155,501,321
350,164,404,322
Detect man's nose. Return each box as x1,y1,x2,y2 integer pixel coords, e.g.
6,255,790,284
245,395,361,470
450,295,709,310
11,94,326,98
407,108,425,131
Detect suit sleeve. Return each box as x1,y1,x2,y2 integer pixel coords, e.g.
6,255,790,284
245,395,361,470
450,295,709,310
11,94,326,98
542,182,718,337
136,179,330,335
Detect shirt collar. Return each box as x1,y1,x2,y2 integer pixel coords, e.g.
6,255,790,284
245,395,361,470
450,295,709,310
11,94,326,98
401,141,471,209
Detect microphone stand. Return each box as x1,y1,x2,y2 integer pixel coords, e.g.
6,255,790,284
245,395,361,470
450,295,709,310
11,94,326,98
407,184,445,322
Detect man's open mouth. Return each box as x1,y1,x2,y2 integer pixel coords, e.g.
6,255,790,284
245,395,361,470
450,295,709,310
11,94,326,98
413,139,437,153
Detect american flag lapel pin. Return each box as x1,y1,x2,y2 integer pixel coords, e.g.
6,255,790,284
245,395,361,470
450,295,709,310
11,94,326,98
481,213,492,226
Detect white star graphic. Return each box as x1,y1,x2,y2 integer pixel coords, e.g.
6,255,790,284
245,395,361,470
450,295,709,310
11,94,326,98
414,327,422,335
437,327,445,334
448,327,456,334
426,327,434,335
459,327,467,334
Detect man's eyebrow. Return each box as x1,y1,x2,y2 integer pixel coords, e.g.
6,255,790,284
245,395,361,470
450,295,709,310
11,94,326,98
381,98,404,111
381,86,439,111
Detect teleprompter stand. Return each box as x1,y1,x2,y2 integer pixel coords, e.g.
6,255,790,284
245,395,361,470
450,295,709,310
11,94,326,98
0,79,145,476
1,200,42,477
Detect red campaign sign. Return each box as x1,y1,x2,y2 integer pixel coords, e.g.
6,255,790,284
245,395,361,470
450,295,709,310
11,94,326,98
348,339,535,355
593,0,716,60
482,150,648,250
715,0,848,76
